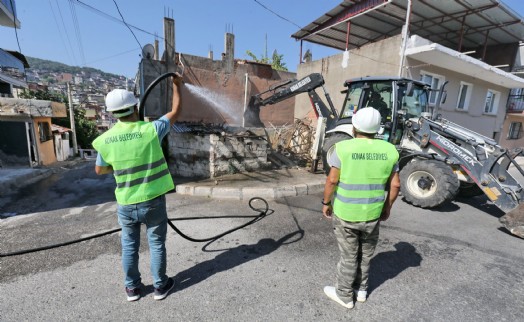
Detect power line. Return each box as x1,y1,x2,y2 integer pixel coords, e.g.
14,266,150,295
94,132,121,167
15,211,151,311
111,0,143,52
8,0,22,53
73,0,163,40
252,0,302,29
112,0,163,76
68,0,86,66
48,0,74,64
55,0,78,65
84,48,139,65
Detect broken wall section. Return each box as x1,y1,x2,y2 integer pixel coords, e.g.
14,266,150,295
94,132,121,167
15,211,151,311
168,130,271,178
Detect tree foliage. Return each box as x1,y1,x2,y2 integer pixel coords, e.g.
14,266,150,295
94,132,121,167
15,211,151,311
245,49,288,71
55,106,99,150
19,89,99,150
19,89,65,102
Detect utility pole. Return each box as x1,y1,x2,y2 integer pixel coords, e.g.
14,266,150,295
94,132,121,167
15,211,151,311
67,82,78,156
398,0,413,77
265,33,268,61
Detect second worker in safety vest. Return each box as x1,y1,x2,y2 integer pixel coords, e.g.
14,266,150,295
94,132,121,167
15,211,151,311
322,107,400,309
93,76,182,302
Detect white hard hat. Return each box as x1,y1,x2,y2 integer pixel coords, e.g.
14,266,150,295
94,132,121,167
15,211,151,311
352,107,382,133
105,89,138,117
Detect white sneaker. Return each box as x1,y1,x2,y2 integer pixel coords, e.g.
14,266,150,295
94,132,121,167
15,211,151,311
323,286,354,309
356,290,367,302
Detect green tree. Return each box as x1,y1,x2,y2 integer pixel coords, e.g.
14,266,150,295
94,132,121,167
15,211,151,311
271,50,287,71
56,106,99,150
246,49,288,71
20,89,98,149
19,89,64,102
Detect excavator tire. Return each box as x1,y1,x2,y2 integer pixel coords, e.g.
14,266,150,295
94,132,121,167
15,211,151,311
321,133,352,175
400,160,460,208
457,182,484,198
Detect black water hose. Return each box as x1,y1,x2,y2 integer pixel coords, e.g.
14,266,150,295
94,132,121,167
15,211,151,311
1,75,272,257
0,197,270,257
139,72,178,121
167,197,269,242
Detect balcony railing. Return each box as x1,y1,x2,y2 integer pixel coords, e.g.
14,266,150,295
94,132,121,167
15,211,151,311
507,94,524,113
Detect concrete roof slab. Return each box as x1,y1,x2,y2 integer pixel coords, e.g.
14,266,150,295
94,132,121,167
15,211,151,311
405,36,524,89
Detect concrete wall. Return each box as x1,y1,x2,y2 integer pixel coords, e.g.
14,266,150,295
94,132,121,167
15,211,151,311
33,117,57,166
295,35,402,122
168,131,271,178
499,114,524,149
295,33,514,142
405,57,508,139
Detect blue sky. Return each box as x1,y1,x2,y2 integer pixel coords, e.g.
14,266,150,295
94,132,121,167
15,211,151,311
1,0,523,79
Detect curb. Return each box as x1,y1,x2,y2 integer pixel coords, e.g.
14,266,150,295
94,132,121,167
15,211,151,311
176,181,325,200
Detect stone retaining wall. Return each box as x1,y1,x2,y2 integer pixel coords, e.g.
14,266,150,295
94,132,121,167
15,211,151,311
168,132,271,178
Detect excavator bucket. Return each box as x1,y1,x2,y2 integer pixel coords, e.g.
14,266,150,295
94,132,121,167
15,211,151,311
243,96,265,127
500,206,524,238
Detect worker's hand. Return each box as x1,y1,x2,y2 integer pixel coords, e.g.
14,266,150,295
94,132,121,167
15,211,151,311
380,206,391,221
322,205,333,220
173,73,184,87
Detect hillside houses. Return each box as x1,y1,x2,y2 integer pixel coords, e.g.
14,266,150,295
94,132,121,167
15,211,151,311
24,67,132,132
1,1,133,167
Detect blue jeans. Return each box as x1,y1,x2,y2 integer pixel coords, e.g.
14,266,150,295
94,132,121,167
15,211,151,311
117,195,169,289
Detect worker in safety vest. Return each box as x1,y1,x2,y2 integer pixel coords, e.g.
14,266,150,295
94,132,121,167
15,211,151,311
322,107,400,309
92,76,182,302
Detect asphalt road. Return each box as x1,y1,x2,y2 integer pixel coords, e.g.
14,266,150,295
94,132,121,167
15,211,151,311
1,162,523,321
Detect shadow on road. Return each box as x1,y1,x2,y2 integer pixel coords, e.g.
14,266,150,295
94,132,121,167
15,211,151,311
172,229,304,293
456,195,505,218
1,162,116,216
401,194,505,219
368,242,422,294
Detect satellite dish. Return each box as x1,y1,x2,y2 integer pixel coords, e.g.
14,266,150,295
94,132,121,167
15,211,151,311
142,44,155,59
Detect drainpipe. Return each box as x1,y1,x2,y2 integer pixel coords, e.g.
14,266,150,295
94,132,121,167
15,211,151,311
243,73,249,127
398,0,412,77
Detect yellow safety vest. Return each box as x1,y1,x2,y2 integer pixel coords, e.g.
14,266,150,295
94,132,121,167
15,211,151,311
333,138,399,222
93,121,174,205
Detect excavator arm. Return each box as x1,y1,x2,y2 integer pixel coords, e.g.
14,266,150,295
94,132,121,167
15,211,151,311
243,73,338,128
406,116,524,238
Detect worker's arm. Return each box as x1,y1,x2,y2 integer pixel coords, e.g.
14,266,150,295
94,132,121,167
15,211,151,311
95,165,113,175
165,76,182,126
381,171,400,221
322,167,340,219
94,153,113,175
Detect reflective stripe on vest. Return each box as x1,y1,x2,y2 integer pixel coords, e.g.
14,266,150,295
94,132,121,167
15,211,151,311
115,159,171,189
333,138,399,222
92,121,174,205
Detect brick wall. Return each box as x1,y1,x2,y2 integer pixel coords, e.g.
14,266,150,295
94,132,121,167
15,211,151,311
140,55,297,127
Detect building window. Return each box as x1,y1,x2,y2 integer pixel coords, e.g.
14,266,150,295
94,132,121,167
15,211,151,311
508,122,522,140
456,82,472,111
38,122,52,142
420,71,445,105
484,89,500,114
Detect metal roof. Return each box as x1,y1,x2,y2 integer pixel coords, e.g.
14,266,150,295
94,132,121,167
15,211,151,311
291,0,524,52
51,124,71,133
